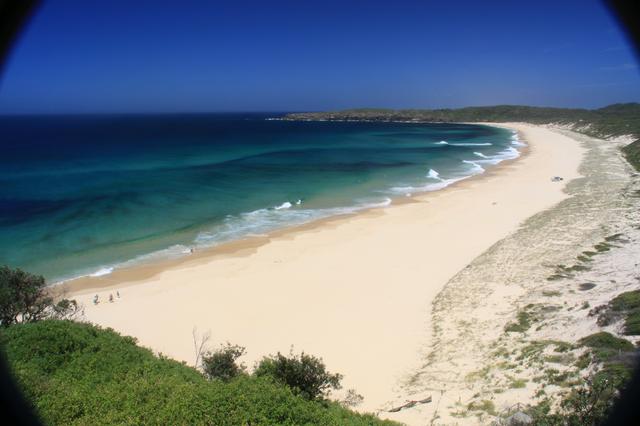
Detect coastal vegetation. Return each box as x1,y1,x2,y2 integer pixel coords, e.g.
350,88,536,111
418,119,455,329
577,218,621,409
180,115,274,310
201,343,345,402
463,215,640,426
490,318,636,425
622,139,640,171
589,290,640,336
500,298,638,424
524,329,636,425
0,266,393,425
0,266,79,327
284,103,640,140
504,305,540,333
254,350,344,401
201,343,247,382
547,233,628,282
0,319,395,425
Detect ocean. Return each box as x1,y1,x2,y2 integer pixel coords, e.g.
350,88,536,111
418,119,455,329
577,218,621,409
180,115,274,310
0,114,522,282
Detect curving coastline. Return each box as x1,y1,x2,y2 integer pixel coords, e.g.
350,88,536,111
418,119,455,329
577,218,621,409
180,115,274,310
387,127,640,425
62,123,585,422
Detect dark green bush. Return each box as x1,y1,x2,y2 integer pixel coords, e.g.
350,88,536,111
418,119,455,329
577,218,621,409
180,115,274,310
623,311,640,335
610,290,640,312
202,343,246,382
0,266,79,327
254,350,343,401
622,139,640,171
579,332,634,352
592,362,633,387
595,291,640,336
527,371,628,426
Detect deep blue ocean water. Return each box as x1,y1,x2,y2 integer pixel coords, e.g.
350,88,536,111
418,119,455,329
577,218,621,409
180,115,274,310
0,114,522,282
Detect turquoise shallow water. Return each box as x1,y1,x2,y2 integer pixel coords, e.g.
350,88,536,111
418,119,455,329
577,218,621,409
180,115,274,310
0,114,521,282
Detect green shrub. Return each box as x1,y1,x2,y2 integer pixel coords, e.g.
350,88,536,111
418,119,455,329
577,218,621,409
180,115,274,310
604,233,624,242
0,266,79,327
505,310,533,333
576,255,591,263
0,320,395,425
557,376,620,424
623,310,640,335
622,139,640,171
202,343,246,382
543,368,574,386
597,291,640,335
579,332,635,364
552,341,574,353
254,350,343,401
592,362,633,387
579,332,634,352
610,290,640,312
527,369,628,425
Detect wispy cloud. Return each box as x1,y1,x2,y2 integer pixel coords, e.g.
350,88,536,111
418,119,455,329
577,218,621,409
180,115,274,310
599,63,638,71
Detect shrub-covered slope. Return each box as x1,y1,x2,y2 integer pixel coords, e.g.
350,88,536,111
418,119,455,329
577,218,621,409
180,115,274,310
622,139,640,171
0,320,395,426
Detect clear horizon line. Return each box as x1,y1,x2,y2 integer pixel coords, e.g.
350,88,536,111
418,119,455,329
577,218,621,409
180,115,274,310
0,102,637,116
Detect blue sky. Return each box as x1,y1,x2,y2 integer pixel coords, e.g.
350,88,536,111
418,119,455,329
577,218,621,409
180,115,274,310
0,0,638,113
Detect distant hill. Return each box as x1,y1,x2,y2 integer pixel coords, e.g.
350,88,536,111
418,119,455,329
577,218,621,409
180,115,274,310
285,104,640,169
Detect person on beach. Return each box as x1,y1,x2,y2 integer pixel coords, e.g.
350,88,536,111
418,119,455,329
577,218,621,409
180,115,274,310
109,294,114,303
93,295,99,305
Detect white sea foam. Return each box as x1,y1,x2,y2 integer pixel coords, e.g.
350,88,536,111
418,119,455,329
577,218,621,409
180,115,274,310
435,140,493,147
390,175,468,194
67,205,344,281
369,197,392,207
390,142,522,196
495,146,520,161
194,197,393,249
466,147,519,166
274,201,292,210
53,134,522,285
122,244,193,266
511,133,527,147
89,267,114,277
427,168,442,180
463,160,486,174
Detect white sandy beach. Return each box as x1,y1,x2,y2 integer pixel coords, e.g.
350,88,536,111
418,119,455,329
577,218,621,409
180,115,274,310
64,123,585,419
